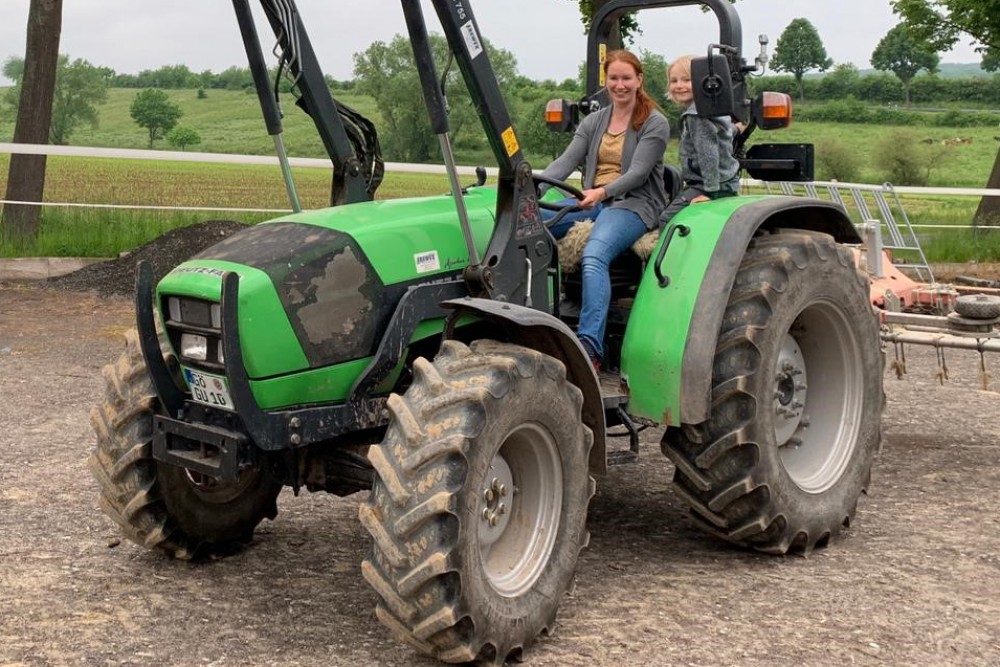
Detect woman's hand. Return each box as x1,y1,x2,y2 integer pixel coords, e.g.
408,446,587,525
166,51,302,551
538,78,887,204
690,194,710,204
579,187,606,209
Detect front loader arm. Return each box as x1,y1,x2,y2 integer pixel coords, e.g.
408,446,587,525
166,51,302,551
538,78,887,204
233,0,383,206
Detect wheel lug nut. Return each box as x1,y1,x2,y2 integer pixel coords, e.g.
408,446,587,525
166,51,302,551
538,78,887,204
482,508,492,522
498,483,507,497
484,489,495,503
498,503,506,515
489,514,499,527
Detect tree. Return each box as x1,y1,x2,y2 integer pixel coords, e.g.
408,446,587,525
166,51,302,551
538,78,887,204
569,0,738,50
817,63,860,100
4,55,110,144
2,56,25,83
166,126,201,151
891,0,1000,224
2,0,63,250
770,18,833,101
871,25,939,104
129,88,183,148
571,0,638,49
353,33,517,162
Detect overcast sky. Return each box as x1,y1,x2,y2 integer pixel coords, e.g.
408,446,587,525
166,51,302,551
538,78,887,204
0,0,986,86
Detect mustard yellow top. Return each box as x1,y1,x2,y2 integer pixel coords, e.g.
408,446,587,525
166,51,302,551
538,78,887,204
592,129,625,189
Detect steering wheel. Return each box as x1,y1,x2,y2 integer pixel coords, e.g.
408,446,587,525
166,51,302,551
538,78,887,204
532,174,588,229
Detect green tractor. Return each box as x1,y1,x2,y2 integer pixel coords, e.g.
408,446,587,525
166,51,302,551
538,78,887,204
89,0,883,663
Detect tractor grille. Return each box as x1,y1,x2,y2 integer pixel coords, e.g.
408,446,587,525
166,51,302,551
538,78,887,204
163,296,225,372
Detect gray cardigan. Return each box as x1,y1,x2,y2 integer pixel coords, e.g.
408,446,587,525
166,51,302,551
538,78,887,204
540,105,670,230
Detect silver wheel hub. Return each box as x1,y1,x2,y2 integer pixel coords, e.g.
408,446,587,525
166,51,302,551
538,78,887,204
478,422,563,598
773,333,808,447
478,456,514,547
775,302,864,494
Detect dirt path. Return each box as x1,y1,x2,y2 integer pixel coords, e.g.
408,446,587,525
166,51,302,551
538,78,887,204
1,284,998,667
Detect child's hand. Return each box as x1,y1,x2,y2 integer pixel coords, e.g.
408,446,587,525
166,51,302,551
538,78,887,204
579,187,606,209
690,194,711,204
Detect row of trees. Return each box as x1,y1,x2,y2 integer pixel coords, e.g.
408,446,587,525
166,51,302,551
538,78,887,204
766,18,941,103
749,68,1000,105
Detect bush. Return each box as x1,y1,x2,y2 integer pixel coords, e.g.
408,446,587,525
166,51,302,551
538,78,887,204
873,130,952,186
815,137,861,182
798,96,871,123
929,108,1000,128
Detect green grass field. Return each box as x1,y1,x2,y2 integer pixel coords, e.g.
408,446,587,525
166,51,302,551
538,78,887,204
1,88,1000,260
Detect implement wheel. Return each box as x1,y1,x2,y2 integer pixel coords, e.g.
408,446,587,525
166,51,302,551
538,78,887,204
88,329,281,559
663,231,883,554
361,340,594,665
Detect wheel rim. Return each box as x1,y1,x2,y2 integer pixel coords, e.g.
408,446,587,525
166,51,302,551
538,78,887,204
478,422,563,597
773,300,864,493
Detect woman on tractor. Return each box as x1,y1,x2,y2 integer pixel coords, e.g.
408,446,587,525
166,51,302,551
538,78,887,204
540,49,669,369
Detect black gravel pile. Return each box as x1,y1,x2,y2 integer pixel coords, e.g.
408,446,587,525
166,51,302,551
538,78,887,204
50,219,248,298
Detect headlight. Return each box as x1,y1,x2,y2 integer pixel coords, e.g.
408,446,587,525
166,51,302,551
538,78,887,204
180,333,208,361
168,297,182,323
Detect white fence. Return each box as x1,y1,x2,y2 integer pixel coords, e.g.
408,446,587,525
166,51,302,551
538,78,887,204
1,142,998,223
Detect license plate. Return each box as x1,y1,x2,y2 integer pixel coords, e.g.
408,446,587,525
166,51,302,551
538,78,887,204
183,368,235,412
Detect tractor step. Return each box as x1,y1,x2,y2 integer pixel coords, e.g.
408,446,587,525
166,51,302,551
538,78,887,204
600,372,639,465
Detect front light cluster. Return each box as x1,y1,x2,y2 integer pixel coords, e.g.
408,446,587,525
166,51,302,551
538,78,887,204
165,297,225,369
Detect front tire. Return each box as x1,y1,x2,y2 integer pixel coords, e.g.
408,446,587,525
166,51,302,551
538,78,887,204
663,231,883,554
361,340,594,664
88,329,282,559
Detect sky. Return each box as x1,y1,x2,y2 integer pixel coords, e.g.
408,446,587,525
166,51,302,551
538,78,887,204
0,0,987,86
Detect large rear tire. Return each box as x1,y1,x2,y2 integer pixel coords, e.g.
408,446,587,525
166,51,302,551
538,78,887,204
88,329,282,559
361,340,594,665
663,231,883,554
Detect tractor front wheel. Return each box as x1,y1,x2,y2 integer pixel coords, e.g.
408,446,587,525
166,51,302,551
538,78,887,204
663,231,883,554
361,340,594,665
88,329,282,559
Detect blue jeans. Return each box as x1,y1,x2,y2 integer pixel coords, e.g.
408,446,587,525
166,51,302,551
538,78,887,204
543,201,648,359
543,199,606,240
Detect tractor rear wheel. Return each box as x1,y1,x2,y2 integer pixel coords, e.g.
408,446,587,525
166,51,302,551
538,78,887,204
361,340,594,665
88,329,282,559
663,231,883,554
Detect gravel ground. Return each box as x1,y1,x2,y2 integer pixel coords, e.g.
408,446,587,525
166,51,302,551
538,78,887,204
1,236,999,666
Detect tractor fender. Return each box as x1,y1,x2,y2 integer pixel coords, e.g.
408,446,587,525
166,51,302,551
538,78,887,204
682,197,860,424
441,297,607,475
621,196,860,427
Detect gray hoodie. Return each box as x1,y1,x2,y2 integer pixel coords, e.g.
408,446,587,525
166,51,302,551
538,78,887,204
678,103,739,195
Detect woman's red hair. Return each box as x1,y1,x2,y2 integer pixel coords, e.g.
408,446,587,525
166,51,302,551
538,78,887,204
604,49,660,130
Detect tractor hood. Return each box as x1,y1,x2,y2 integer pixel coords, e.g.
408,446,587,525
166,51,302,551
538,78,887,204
156,188,497,382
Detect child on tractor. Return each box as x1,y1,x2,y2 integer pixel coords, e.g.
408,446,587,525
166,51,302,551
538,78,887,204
659,55,740,227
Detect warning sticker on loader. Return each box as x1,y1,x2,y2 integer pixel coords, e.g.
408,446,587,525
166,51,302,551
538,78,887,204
460,21,484,59
502,127,519,157
414,250,441,274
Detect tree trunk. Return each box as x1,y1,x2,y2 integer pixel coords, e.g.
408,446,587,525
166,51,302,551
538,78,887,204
974,147,1000,227
1,0,63,250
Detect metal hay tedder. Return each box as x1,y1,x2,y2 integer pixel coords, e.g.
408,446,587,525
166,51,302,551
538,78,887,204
770,179,1000,389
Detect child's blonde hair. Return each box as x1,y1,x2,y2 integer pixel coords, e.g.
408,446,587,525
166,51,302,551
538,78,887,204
666,55,694,104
